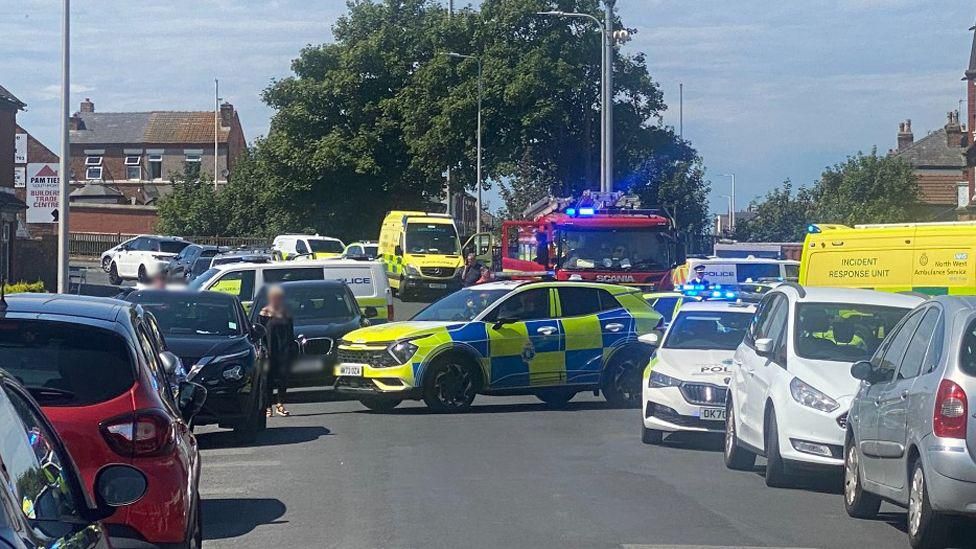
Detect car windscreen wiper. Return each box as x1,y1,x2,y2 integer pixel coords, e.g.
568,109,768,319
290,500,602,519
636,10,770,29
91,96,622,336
28,387,76,401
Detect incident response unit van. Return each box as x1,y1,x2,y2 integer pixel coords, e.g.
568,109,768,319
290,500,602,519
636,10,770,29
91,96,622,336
673,257,799,286
378,211,465,300
189,258,394,322
800,222,976,295
272,234,346,260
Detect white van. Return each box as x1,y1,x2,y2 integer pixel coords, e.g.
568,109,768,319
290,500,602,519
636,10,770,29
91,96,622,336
189,259,394,322
680,257,799,286
272,234,346,260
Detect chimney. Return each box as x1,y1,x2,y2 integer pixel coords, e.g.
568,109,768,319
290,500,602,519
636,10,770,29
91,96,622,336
946,111,963,147
79,98,94,113
68,113,83,131
897,119,914,151
219,102,234,128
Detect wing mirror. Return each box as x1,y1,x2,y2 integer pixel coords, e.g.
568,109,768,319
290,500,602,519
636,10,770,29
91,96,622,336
394,245,404,256
250,323,267,341
850,360,883,383
159,351,182,377
177,381,207,422
754,338,774,357
363,306,378,319
638,332,661,347
491,315,519,330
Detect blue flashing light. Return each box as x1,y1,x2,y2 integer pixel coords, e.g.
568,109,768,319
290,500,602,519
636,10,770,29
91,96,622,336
807,224,821,234
579,207,595,216
566,208,577,216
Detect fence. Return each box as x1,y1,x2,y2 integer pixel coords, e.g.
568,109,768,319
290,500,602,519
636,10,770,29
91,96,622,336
69,232,271,258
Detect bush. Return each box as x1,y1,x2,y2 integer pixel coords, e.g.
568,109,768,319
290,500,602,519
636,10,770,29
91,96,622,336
5,281,46,294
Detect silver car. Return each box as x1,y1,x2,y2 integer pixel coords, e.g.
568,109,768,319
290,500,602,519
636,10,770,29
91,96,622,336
845,295,976,549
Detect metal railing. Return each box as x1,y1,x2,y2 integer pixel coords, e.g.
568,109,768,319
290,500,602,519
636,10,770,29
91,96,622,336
69,232,270,258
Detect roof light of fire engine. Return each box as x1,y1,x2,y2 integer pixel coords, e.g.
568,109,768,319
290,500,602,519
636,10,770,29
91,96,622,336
565,208,577,216
579,207,595,216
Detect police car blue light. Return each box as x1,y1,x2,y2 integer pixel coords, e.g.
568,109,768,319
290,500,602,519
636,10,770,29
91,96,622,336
579,207,595,216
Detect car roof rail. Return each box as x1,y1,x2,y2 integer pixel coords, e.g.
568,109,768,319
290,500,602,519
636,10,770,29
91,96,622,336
897,291,931,300
777,281,806,298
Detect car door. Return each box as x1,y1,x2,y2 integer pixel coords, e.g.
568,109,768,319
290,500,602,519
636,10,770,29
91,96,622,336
209,268,258,311
180,246,202,276
484,287,561,388
735,294,786,445
878,307,938,488
555,286,605,385
859,309,922,483
746,294,789,437
119,237,147,277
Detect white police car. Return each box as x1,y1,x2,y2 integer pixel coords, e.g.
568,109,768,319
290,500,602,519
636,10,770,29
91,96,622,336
640,300,756,444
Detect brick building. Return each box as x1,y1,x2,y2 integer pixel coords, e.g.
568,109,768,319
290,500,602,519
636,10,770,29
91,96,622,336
0,85,38,284
891,27,976,218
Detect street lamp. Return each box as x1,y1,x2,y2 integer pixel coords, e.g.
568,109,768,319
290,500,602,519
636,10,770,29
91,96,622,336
720,194,733,235
444,52,483,233
720,173,736,232
58,0,70,293
536,10,608,193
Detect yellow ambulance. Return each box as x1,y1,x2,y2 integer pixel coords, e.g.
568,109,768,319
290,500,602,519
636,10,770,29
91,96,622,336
799,222,976,295
379,211,465,301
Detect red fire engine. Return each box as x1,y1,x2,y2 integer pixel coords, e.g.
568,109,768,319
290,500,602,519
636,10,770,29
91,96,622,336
499,200,686,291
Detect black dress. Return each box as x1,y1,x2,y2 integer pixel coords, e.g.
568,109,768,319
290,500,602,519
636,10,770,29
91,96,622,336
259,311,295,402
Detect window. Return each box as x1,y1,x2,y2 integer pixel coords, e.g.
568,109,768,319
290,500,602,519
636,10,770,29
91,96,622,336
85,166,102,180
557,287,603,317
210,270,256,301
649,296,680,323
764,296,790,362
136,326,176,408
130,293,243,337
489,288,551,322
794,302,912,362
411,288,509,322
125,155,141,180
263,267,324,283
148,154,163,180
184,153,202,178
746,294,776,344
877,310,924,382
296,240,310,255
923,313,945,374
736,263,781,282
84,155,102,166
348,245,362,255
664,311,752,351
898,308,940,380
159,240,189,254
129,237,150,251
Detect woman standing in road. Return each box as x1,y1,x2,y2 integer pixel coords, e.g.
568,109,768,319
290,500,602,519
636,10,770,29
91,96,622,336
259,284,295,417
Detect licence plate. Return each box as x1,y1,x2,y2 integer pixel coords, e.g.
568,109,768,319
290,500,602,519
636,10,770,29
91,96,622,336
292,358,323,374
336,365,363,376
429,283,448,289
700,407,725,421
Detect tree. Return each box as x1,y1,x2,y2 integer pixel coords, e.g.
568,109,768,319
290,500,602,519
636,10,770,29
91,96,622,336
734,180,813,242
156,168,227,236
810,149,922,225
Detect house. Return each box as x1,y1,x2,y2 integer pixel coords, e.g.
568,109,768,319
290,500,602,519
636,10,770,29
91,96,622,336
68,98,246,205
0,85,38,284
891,25,976,218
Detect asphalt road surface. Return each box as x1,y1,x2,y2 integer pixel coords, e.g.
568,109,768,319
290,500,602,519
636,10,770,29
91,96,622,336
192,392,975,549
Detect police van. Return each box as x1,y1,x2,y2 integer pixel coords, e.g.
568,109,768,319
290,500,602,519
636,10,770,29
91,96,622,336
674,257,799,286
800,221,976,294
189,259,394,322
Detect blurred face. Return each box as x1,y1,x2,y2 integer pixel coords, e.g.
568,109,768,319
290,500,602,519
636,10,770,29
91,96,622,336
466,253,476,265
268,287,285,309
694,267,706,277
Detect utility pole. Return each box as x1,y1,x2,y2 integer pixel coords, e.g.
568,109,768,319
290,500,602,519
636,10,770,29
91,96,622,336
445,0,453,216
679,82,683,139
57,0,70,293
604,0,615,193
214,78,220,191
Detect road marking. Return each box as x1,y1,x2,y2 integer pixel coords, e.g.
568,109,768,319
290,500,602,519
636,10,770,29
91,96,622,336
200,486,250,497
201,447,257,457
204,460,281,468
622,546,815,549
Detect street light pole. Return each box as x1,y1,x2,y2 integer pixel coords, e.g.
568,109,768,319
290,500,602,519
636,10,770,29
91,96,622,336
445,52,483,233
720,173,736,232
604,0,615,193
57,0,70,293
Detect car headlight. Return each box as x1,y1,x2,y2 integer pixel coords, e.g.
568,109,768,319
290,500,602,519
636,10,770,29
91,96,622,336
649,370,682,388
789,377,839,412
388,339,419,364
405,265,421,276
222,364,244,381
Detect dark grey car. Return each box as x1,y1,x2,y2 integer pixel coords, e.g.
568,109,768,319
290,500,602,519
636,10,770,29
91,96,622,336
845,295,976,549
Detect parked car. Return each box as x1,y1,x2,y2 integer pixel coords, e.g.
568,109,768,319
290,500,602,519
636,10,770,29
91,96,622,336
126,289,269,442
272,234,345,260
100,236,136,272
0,367,149,548
724,284,924,487
845,295,976,549
186,252,273,283
166,244,224,281
106,235,191,285
0,293,206,548
250,280,370,388
342,240,379,260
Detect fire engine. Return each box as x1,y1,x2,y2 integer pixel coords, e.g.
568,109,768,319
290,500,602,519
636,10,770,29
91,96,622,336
498,193,686,291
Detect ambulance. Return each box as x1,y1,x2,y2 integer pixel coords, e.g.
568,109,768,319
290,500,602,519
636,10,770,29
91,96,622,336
800,222,976,294
378,211,465,301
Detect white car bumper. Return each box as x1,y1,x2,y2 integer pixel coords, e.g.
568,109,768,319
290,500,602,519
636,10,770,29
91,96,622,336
642,385,726,434
773,398,849,467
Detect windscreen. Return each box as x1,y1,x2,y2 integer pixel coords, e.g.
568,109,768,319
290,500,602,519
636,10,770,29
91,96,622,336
794,303,910,361
405,223,460,255
664,311,751,350
188,268,219,290
129,293,243,337
0,320,134,406
282,286,357,323
558,227,671,271
412,288,509,321
309,239,344,253
364,245,379,258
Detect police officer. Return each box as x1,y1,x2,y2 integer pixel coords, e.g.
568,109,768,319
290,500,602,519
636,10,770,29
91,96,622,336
689,264,710,287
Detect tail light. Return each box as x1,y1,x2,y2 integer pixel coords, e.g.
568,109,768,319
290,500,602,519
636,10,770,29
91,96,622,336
934,379,968,439
100,409,176,457
387,304,395,322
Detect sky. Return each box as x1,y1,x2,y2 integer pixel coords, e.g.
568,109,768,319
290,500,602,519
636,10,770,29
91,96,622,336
2,0,974,215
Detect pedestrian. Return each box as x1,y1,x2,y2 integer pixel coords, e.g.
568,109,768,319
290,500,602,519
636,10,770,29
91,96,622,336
460,252,484,287
258,284,295,417
475,265,492,285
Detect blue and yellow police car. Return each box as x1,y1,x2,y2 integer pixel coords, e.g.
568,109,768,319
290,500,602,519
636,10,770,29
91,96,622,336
334,280,662,412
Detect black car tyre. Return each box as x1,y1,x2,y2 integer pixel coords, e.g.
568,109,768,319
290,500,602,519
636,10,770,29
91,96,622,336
908,460,950,549
183,493,202,549
422,355,478,413
234,389,266,443
535,389,576,408
724,401,757,470
101,256,111,271
137,265,148,284
642,426,664,445
844,440,881,519
108,262,123,285
602,349,644,408
764,409,792,488
359,397,402,411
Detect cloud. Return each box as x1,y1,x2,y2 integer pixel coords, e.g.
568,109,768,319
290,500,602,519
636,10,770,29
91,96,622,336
35,83,96,101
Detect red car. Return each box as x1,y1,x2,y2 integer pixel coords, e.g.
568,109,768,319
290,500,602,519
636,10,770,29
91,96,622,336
0,294,207,549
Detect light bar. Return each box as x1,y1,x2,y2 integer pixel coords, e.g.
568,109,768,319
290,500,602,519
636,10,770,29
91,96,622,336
579,207,595,216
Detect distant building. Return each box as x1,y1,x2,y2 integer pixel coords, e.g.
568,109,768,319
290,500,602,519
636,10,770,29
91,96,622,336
890,26,976,218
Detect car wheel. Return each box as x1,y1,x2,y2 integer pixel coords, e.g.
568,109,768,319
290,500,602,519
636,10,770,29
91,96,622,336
764,408,792,488
535,389,577,408
602,349,644,408
908,460,950,549
108,262,123,285
184,493,202,549
101,256,111,271
642,426,664,445
359,397,402,411
844,439,881,519
234,391,266,443
137,265,148,284
724,400,757,470
422,356,478,413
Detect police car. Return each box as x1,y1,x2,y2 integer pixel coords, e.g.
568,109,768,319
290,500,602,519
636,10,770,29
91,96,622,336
334,280,661,412
640,300,756,444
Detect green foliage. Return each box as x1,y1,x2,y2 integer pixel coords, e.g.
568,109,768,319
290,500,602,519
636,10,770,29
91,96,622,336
734,151,923,242
5,280,45,293
156,169,228,236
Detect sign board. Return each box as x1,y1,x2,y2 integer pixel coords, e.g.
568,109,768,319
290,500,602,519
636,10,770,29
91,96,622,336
13,134,26,164
13,167,25,188
26,163,60,224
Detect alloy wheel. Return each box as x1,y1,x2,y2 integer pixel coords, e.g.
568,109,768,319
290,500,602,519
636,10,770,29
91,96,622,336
909,466,924,536
725,409,735,458
844,445,859,506
434,363,474,409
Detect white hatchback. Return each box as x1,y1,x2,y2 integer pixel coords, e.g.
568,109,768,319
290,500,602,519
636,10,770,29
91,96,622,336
723,283,924,487
641,301,756,444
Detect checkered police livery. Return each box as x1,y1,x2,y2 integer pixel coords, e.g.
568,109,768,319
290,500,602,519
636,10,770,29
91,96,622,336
334,280,661,412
